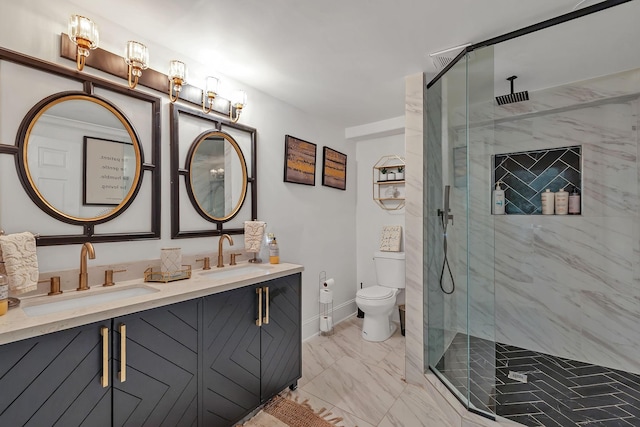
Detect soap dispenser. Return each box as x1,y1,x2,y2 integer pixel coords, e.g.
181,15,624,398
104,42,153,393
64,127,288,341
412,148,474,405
268,234,280,264
569,186,581,215
492,181,505,215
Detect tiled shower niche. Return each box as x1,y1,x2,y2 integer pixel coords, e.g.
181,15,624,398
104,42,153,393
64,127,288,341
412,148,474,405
493,146,581,215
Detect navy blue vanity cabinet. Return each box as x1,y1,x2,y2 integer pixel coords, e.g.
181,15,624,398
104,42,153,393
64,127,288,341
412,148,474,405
202,273,302,427
259,273,302,400
0,272,301,427
202,281,261,426
0,320,112,427
0,300,198,427
112,298,199,427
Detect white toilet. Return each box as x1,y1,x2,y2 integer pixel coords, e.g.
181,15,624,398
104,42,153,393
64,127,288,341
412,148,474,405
356,251,405,342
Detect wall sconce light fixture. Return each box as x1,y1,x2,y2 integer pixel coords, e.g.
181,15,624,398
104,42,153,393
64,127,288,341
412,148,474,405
61,24,248,120
124,41,149,89
168,60,187,103
230,90,247,123
202,76,219,113
67,15,99,71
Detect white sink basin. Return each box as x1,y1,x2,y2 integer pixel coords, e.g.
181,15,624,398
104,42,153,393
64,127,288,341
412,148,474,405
198,265,269,280
22,285,159,317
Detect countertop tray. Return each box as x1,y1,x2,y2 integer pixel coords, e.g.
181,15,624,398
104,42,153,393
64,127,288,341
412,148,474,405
144,265,191,283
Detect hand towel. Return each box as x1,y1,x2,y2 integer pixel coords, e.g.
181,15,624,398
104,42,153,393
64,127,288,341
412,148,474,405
0,232,39,294
380,225,402,251
244,221,266,253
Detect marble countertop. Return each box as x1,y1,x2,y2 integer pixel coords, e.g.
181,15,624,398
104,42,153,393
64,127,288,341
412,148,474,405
0,262,303,346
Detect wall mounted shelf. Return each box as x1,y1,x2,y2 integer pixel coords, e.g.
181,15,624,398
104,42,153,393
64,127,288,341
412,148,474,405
373,155,405,210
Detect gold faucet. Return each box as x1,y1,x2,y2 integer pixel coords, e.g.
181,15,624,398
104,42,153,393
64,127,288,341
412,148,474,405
217,234,234,268
78,242,96,291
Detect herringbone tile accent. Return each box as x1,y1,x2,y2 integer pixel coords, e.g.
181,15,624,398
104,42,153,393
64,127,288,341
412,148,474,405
437,334,640,426
494,146,581,214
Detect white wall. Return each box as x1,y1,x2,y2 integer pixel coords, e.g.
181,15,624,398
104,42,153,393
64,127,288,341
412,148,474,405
354,133,405,302
0,0,357,340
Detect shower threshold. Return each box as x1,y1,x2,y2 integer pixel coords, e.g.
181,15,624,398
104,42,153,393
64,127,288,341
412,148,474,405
435,334,640,426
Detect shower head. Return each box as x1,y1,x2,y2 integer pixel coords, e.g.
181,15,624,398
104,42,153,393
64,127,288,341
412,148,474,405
496,76,529,105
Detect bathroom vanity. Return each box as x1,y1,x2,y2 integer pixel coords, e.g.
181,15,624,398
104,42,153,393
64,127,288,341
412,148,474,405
0,263,302,427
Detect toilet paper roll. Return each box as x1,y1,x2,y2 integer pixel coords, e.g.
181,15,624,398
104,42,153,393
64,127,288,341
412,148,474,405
323,278,335,288
161,247,182,273
320,315,333,332
319,288,333,304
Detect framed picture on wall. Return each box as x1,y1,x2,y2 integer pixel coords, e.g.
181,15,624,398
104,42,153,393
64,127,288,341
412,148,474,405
322,147,347,190
284,135,317,186
83,136,135,205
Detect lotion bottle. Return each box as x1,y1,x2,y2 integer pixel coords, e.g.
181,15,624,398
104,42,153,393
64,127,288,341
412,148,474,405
0,271,8,316
541,189,555,215
555,186,569,215
269,234,280,264
492,181,505,215
569,186,581,215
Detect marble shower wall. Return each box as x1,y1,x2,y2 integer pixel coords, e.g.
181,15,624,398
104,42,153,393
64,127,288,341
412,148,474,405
404,73,426,385
486,69,640,374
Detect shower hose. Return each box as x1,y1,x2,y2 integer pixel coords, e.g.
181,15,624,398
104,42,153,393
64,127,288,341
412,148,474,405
439,211,455,295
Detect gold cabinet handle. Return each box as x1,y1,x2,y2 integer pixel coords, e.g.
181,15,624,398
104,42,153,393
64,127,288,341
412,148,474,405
263,286,269,325
101,326,109,388
256,287,263,326
118,324,127,382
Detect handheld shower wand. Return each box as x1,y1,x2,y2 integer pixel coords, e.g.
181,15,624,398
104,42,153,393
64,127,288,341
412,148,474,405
437,185,455,294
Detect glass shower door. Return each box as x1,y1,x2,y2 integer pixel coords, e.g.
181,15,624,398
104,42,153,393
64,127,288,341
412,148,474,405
466,45,496,417
426,53,471,405
426,46,496,419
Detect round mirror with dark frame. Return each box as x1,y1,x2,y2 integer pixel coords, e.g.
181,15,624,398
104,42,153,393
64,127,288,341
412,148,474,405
0,47,161,246
16,91,143,225
170,103,256,239
186,130,248,222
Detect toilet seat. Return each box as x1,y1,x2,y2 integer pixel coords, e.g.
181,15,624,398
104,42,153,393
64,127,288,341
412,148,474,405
357,286,395,300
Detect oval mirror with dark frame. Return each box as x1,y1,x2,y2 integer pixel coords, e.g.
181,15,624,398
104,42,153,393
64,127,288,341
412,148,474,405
187,130,248,222
18,92,142,224
0,47,161,246
170,103,257,238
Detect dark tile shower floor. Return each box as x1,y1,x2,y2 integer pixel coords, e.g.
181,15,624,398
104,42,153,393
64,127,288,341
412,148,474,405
436,334,640,426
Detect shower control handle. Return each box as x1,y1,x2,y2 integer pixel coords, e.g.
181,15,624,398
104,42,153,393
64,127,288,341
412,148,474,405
438,185,454,225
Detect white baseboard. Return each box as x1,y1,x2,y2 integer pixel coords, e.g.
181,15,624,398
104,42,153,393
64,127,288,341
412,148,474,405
302,298,357,340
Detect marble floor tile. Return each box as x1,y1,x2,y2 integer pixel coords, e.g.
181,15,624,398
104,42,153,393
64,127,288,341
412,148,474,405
301,334,349,386
329,318,400,365
302,354,407,425
301,316,517,427
377,342,406,378
378,383,461,427
325,406,376,427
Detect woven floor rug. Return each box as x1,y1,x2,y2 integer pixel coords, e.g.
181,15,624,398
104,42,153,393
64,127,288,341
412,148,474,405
238,394,347,427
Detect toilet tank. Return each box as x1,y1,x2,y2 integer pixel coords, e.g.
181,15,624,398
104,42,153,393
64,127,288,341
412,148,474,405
374,251,406,289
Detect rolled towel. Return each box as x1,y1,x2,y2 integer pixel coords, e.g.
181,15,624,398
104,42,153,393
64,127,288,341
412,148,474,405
0,232,39,295
244,221,266,253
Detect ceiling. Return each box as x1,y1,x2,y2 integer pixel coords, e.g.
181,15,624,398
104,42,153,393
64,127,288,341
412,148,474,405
71,0,610,128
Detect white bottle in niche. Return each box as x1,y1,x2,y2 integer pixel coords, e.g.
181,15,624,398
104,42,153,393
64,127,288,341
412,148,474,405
541,189,555,215
555,187,569,215
492,182,505,215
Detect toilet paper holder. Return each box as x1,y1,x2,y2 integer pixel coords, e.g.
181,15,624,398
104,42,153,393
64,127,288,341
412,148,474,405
318,270,334,336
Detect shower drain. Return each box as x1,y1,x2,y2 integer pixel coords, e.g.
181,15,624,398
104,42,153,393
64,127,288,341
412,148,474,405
507,371,528,383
